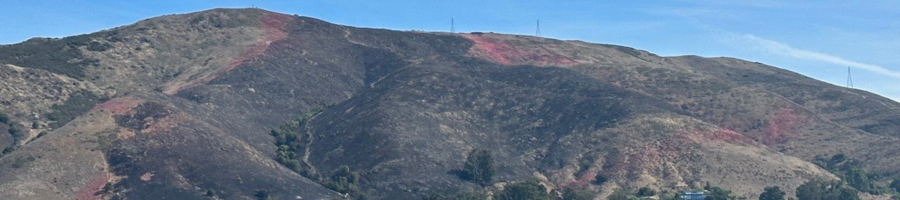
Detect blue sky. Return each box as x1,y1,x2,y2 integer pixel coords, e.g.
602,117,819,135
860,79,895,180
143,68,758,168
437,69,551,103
2,0,899,101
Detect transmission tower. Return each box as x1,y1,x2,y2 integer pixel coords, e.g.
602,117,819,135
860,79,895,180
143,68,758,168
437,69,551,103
847,67,854,88
536,19,541,37
451,18,455,33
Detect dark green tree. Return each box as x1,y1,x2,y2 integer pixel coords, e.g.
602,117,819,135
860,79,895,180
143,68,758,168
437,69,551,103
493,179,552,200
796,179,859,200
464,149,495,186
706,187,735,200
422,190,487,200
561,188,595,200
759,186,785,200
890,179,900,192
0,112,9,124
323,165,366,199
594,173,607,185
637,186,656,197
607,190,637,200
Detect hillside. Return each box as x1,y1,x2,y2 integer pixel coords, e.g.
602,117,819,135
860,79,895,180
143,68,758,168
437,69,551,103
0,8,898,200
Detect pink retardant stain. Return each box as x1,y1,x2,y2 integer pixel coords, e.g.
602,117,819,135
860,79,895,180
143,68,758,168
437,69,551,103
561,170,598,188
87,97,144,115
761,108,805,145
461,34,577,66
163,12,293,95
75,172,111,200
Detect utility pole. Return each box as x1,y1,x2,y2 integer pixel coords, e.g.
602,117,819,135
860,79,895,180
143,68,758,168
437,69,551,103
536,19,541,37
847,67,854,88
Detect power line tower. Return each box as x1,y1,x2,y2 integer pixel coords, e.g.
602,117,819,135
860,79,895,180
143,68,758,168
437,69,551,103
451,18,455,33
847,67,854,88
536,19,541,37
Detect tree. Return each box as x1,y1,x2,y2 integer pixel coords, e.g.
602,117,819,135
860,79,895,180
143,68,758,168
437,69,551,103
889,179,900,193
759,186,785,200
254,189,270,200
562,188,595,200
493,179,552,200
464,149,495,186
607,190,638,200
322,165,366,199
706,187,735,200
0,112,9,124
422,190,487,200
795,179,859,200
594,173,607,185
637,186,656,197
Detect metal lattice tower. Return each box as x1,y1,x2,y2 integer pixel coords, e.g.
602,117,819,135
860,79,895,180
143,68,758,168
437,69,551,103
536,19,541,37
451,18,455,33
847,67,854,88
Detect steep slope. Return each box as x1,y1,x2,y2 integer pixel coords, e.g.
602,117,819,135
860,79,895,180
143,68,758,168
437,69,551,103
0,8,897,200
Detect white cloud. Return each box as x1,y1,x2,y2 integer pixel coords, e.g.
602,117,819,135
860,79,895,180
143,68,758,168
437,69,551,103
733,34,900,78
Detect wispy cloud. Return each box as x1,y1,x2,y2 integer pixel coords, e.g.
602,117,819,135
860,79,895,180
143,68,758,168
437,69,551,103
733,34,900,78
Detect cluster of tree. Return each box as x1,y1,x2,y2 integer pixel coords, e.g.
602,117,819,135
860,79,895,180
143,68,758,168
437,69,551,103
607,187,663,200
891,179,900,193
812,154,891,194
423,179,596,200
758,186,786,200
0,112,21,156
462,149,495,187
270,106,322,178
795,179,859,200
270,107,368,199
46,90,102,129
322,165,367,199
0,34,101,79
431,149,597,200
